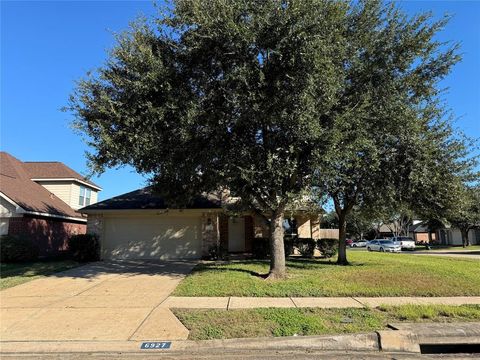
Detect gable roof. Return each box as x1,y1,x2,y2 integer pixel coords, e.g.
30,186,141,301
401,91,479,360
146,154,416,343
81,186,222,211
0,152,85,220
24,161,101,189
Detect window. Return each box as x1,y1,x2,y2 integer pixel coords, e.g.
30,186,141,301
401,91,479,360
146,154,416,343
283,218,298,236
79,186,92,206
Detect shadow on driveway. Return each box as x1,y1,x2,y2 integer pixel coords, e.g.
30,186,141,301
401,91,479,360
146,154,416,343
48,259,199,280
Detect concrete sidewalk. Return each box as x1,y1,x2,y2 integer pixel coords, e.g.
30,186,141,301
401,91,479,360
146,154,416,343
162,296,480,309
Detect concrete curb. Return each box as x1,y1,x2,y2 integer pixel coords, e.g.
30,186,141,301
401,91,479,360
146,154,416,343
1,323,479,355
0,333,379,354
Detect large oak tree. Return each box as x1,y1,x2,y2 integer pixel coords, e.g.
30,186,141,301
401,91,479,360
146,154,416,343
70,0,347,278
70,0,477,273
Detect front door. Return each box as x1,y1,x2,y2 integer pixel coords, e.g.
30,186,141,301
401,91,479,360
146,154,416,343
228,217,245,252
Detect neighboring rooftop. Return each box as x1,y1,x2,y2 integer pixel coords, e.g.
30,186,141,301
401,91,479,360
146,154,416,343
82,186,222,211
24,161,101,189
0,152,86,219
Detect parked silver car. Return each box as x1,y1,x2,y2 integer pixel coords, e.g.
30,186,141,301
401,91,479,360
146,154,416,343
367,239,401,253
350,240,367,248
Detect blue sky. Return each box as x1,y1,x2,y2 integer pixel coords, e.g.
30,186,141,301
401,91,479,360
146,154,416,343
1,1,479,201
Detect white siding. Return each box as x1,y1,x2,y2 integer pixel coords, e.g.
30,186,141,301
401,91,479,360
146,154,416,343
0,197,20,236
70,184,81,209
445,229,480,245
0,197,18,217
90,189,99,205
35,181,98,210
449,229,463,245
36,181,73,207
0,218,9,235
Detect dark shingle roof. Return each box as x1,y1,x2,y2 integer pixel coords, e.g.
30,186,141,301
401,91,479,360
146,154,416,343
81,186,222,211
0,152,85,219
24,161,100,188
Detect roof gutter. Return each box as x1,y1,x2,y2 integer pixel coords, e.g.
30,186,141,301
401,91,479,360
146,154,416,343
0,192,86,223
30,178,102,191
20,210,87,223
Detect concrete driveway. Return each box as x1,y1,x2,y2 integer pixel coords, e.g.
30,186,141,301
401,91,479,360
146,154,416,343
0,260,196,342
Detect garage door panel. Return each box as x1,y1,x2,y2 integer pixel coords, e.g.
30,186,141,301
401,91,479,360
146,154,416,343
103,217,202,260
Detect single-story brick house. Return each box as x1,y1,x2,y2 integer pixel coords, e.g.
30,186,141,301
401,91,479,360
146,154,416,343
0,152,102,255
82,187,321,260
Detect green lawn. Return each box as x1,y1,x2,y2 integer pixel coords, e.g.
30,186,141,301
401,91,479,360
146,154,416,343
174,304,480,340
0,260,80,290
174,252,480,297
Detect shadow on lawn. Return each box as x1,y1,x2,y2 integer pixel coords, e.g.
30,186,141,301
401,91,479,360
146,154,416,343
193,261,268,278
192,258,366,278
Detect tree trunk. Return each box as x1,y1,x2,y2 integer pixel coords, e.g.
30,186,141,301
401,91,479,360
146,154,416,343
461,228,470,247
337,213,349,265
267,208,286,279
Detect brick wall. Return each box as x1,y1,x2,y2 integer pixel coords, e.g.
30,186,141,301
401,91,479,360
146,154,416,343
8,215,86,256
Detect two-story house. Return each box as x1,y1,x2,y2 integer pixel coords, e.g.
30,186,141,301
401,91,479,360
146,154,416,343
0,152,101,256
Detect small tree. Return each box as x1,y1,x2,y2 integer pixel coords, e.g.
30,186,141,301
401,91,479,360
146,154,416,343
315,1,476,264
346,207,380,240
382,204,414,237
447,186,480,247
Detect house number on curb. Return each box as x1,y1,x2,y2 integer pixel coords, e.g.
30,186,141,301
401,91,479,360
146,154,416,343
140,341,172,349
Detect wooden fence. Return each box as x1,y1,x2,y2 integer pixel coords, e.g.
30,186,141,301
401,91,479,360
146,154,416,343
319,229,339,239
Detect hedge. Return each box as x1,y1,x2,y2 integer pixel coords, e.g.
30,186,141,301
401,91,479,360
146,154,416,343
67,233,100,262
0,235,40,263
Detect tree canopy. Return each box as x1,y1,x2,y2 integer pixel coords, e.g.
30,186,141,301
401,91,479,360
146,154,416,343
313,1,477,263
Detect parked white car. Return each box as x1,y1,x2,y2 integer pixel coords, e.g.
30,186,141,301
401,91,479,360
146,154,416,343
366,239,401,253
390,236,416,250
350,240,367,248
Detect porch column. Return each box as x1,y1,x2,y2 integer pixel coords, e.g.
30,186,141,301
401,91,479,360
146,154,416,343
201,212,220,257
296,215,311,238
310,215,321,240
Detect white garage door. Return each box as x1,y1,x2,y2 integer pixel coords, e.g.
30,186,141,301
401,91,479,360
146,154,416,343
103,216,202,260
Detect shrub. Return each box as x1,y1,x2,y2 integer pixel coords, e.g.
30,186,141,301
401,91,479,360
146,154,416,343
68,233,100,262
252,238,270,259
295,238,316,258
317,238,338,258
206,244,229,261
0,235,40,263
251,237,296,259
283,236,295,257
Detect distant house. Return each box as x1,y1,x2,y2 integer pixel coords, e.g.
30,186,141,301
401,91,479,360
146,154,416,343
409,222,480,246
0,152,102,256
378,219,479,245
